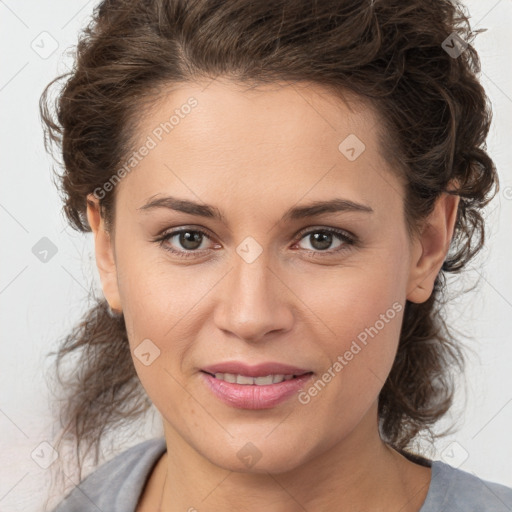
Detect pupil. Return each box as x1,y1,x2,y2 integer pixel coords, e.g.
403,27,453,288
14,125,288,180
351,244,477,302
311,233,331,250
181,231,202,250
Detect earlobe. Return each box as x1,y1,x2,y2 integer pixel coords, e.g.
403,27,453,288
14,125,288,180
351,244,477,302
86,194,122,313
406,190,460,304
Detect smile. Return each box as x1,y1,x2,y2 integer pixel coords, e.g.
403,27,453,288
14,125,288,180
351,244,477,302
200,371,315,409
206,372,304,385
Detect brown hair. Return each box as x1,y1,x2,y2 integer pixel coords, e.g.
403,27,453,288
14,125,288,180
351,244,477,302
40,0,498,497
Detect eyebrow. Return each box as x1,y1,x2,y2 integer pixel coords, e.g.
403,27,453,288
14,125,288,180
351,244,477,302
138,195,374,222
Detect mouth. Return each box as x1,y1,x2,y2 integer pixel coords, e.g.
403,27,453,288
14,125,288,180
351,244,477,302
200,370,315,409
200,370,314,386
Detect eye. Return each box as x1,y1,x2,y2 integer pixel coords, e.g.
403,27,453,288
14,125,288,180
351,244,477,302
153,226,356,259
292,227,356,256
155,227,216,258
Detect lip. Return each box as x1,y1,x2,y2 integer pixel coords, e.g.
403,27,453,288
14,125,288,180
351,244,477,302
200,371,314,409
201,361,312,377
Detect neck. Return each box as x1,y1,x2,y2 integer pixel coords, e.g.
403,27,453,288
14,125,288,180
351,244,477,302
154,403,431,512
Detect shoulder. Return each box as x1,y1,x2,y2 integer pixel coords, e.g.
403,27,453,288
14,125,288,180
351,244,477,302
51,437,167,512
422,460,512,512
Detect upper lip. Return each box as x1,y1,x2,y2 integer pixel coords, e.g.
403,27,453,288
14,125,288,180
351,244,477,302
201,362,313,377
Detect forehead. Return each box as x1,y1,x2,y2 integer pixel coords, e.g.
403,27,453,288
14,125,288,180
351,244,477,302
115,79,403,220
136,78,378,155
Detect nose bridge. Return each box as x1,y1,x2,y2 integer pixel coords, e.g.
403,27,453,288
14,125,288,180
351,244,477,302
214,240,293,341
234,242,274,302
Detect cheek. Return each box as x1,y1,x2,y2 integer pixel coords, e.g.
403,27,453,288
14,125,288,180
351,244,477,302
115,237,197,327
117,256,199,415
292,256,405,344
115,247,220,385
293,258,405,402
291,271,405,445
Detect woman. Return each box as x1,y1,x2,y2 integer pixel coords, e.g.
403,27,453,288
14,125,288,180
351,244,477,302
41,0,512,510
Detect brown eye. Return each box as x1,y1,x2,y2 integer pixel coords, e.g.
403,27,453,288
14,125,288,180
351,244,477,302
156,228,215,258
293,227,356,256
173,230,205,251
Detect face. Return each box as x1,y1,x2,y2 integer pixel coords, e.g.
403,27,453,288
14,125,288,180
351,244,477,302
87,78,458,474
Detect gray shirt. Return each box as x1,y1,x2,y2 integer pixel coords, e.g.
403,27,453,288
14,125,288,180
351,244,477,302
51,437,512,511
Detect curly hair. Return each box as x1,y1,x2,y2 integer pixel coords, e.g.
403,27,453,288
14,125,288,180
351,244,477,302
40,0,498,493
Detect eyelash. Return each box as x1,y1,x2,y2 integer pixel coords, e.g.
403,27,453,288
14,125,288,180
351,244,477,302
153,226,357,260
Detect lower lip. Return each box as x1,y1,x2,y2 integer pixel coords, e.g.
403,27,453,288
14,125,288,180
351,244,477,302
200,371,314,409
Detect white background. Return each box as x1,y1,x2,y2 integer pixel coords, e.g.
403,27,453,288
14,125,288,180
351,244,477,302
1,0,511,510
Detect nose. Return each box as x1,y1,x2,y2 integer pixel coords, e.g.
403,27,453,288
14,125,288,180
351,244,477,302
213,250,294,343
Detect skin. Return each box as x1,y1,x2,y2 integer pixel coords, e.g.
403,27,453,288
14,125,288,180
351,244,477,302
86,78,459,512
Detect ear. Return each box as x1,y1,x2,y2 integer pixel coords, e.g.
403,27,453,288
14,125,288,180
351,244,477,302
86,194,122,313
406,187,460,304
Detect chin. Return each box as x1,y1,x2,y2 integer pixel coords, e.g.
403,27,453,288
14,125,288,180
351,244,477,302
199,438,309,475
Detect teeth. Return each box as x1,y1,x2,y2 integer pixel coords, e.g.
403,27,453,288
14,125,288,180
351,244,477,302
213,373,296,385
